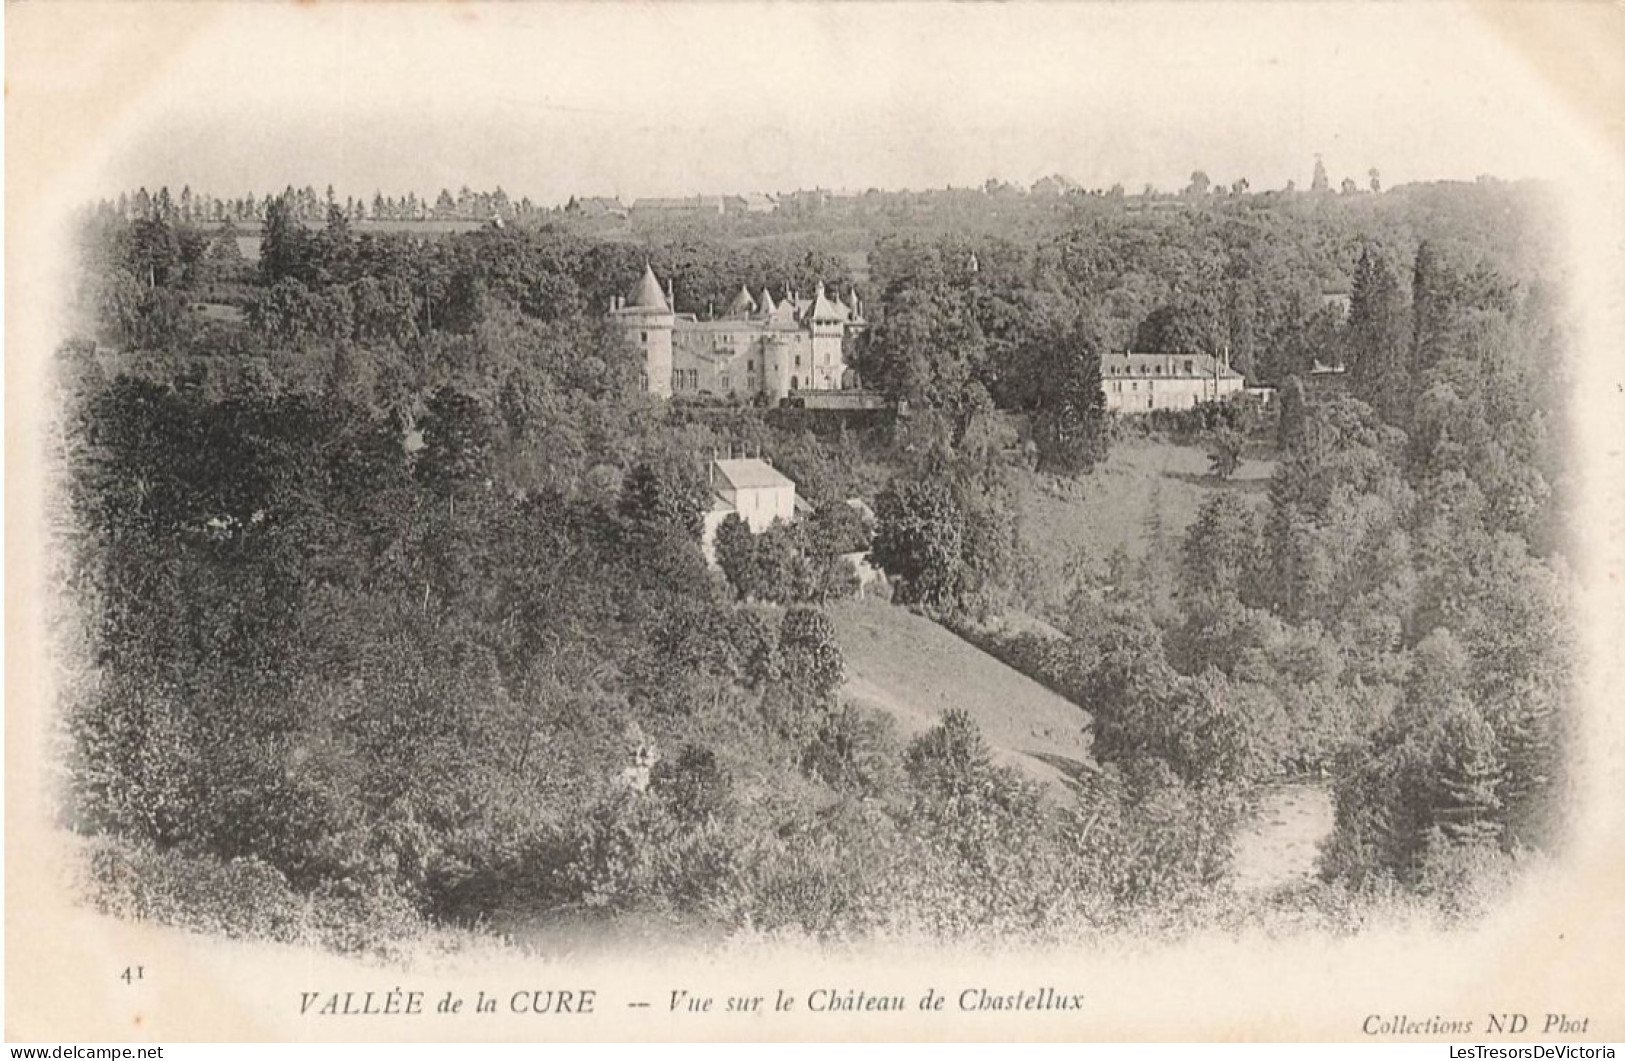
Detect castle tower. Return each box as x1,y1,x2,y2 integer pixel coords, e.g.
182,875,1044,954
609,263,676,396
805,281,848,389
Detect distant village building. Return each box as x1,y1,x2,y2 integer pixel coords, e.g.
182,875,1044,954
608,264,866,400
1100,351,1245,413
700,457,798,564
722,192,778,214
568,196,629,219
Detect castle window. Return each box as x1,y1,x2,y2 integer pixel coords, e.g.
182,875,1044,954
1155,365,1163,375
1185,359,1195,375
641,331,649,343
795,355,802,368
1131,382,1138,391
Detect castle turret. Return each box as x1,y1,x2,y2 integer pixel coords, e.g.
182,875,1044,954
609,262,676,396
806,281,848,389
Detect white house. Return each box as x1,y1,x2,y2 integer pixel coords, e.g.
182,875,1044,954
1100,351,1245,413
700,458,798,564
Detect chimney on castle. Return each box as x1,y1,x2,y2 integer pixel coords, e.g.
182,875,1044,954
666,278,675,310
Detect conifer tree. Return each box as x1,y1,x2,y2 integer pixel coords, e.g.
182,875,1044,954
1347,248,1411,426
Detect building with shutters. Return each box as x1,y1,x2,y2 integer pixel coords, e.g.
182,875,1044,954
1100,351,1245,413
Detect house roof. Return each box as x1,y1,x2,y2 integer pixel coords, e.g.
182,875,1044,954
844,497,877,523
1102,351,1243,380
676,318,770,335
714,458,794,491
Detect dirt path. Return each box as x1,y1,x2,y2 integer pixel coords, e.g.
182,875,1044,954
1228,782,1336,893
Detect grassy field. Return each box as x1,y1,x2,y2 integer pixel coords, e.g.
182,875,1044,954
828,597,1093,796
1009,436,1278,582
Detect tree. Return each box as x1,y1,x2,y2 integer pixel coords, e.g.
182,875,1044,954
415,387,496,498
1030,323,1110,474
713,513,761,599
260,192,314,286
870,478,965,610
1311,155,1330,193
859,284,985,416
1207,427,1244,480
1133,297,1221,357
619,456,710,542
778,607,845,704
1185,171,1212,197
127,218,183,289
1277,375,1309,451
1347,248,1411,426
1181,492,1260,603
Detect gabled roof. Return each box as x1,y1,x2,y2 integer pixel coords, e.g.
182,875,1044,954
768,292,800,323
714,458,794,492
624,263,670,312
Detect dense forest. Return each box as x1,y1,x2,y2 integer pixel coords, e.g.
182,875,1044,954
56,177,1573,953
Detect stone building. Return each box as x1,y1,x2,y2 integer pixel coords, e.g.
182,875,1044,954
609,264,866,401
1100,351,1245,413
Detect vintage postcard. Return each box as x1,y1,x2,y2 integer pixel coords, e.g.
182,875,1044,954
6,1,1624,1044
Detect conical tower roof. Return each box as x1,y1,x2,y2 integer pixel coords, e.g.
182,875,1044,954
725,284,757,317
757,287,777,316
624,263,670,313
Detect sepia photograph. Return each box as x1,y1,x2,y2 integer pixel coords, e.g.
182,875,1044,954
6,1,1624,1045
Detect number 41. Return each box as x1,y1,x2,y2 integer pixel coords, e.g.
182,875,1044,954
120,966,144,985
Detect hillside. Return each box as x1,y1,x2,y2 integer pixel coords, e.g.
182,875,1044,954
828,598,1092,796
1010,437,1277,579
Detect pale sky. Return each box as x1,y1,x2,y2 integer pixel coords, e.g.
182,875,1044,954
32,2,1608,205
